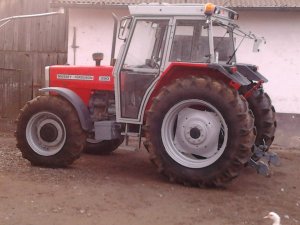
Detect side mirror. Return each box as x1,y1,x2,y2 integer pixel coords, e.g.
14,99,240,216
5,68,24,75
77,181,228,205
118,17,132,40
253,38,266,52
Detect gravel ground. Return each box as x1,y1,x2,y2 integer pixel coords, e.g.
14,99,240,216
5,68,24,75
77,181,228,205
0,131,299,225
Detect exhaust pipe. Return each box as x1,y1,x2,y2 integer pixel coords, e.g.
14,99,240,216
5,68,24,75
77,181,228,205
110,13,118,66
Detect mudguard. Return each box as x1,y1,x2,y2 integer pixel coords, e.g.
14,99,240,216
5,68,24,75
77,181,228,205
39,87,93,131
208,63,251,85
236,64,268,82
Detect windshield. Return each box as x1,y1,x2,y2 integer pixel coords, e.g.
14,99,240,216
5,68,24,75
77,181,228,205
123,19,168,69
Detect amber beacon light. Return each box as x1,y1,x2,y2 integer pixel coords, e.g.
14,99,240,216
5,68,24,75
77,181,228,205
204,3,216,16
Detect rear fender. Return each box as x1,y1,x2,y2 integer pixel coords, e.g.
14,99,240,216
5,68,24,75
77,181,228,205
208,63,251,85
143,62,251,121
236,63,268,82
39,87,93,131
152,62,250,98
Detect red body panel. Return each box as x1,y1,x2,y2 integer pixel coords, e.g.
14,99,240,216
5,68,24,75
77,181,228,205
49,65,114,104
154,62,209,91
145,62,210,112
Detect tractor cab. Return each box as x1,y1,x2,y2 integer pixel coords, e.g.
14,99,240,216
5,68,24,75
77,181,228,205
114,3,262,124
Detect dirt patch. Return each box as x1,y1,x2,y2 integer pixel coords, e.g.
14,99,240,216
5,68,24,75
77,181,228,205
0,131,299,225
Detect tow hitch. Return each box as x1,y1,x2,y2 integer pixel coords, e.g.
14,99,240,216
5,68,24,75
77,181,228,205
248,144,280,176
244,80,264,99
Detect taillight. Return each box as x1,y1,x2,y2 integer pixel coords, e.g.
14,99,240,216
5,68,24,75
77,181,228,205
230,66,237,73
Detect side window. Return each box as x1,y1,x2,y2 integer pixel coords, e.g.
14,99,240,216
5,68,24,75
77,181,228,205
123,20,168,69
170,20,209,63
212,25,235,63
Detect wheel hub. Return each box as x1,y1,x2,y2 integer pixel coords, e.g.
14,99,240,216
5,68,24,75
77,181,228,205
173,108,222,158
39,123,59,142
36,118,64,148
162,99,228,169
26,112,66,156
189,127,201,139
184,122,207,145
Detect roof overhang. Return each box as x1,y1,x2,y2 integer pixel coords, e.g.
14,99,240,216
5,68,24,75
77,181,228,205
50,2,129,9
50,1,300,11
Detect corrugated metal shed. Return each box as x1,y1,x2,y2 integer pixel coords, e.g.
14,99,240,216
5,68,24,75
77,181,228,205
50,0,300,8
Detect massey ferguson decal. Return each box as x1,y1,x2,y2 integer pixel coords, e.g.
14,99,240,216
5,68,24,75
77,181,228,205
57,74,94,81
99,76,111,82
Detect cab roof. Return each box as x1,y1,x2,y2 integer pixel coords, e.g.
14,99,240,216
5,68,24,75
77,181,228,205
128,3,237,22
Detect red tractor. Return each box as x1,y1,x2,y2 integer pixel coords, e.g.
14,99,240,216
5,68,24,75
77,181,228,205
16,3,277,187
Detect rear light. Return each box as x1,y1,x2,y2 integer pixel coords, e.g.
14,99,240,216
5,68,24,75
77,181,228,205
229,81,241,90
230,66,237,73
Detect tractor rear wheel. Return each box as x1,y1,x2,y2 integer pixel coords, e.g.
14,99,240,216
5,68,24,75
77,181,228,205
247,89,276,151
15,96,86,167
144,76,256,187
84,137,124,155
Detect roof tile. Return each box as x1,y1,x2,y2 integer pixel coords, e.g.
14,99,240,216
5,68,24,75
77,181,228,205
50,0,300,8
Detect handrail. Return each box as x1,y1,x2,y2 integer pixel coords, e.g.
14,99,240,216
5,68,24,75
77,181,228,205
0,7,64,30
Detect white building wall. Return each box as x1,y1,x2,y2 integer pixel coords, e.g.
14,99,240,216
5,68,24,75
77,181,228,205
68,8,129,66
68,8,300,114
236,11,300,114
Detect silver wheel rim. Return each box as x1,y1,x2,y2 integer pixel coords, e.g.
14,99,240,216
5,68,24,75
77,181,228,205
26,112,66,156
161,99,228,168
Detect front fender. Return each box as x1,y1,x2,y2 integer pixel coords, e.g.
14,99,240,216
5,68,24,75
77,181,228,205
39,87,93,131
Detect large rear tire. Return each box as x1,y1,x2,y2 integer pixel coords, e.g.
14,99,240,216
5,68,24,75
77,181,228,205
144,76,256,187
247,89,276,151
15,96,86,167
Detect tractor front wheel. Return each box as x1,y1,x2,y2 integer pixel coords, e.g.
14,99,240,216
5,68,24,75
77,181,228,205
15,96,86,167
144,76,256,187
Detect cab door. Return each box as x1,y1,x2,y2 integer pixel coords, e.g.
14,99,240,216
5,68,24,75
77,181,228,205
115,18,171,123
